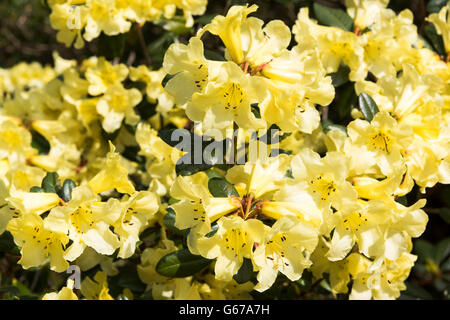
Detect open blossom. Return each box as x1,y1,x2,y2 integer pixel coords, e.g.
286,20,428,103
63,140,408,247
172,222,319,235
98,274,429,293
163,4,334,135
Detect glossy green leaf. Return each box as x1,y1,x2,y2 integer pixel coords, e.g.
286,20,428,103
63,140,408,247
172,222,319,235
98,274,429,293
414,239,436,263
59,179,76,203
30,186,44,193
176,155,214,176
330,63,350,87
163,207,185,236
41,172,59,194
205,223,219,238
358,92,379,122
162,73,177,88
427,0,448,13
156,249,212,278
313,3,353,31
322,120,348,135
424,24,446,57
158,128,191,148
208,177,239,197
31,130,50,155
233,258,256,284
401,281,433,300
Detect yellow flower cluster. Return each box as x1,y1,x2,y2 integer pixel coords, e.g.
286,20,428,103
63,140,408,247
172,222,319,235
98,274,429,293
0,54,180,285
48,0,207,48
162,3,450,299
163,4,335,135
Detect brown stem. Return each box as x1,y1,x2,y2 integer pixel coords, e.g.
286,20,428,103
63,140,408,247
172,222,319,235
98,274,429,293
136,23,152,66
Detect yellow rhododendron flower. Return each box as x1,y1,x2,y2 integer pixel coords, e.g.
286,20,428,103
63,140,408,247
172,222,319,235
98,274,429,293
345,111,413,176
44,185,121,261
113,190,160,258
85,57,129,96
427,4,450,54
197,215,265,281
7,213,69,272
253,215,318,292
96,84,142,133
88,142,136,195
0,117,35,164
345,0,389,30
290,148,358,211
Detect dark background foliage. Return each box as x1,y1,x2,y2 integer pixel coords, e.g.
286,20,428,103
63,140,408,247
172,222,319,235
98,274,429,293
0,0,449,300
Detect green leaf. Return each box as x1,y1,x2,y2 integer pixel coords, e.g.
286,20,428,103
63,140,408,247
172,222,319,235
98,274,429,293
204,49,226,62
59,179,76,203
313,2,353,31
423,24,446,57
400,281,433,300
123,123,137,135
176,155,214,176
31,130,50,155
158,128,191,149
161,19,191,35
205,223,219,238
168,197,180,205
233,258,256,284
115,266,146,293
439,208,450,224
100,125,121,142
258,124,290,145
435,238,450,264
121,146,146,165
148,32,177,67
14,281,33,297
322,120,348,135
139,227,161,247
335,82,357,120
208,177,239,197
396,196,408,206
161,73,177,88
156,249,212,278
0,286,20,298
196,14,216,25
163,208,185,236
296,270,313,290
206,169,224,179
251,103,261,119
319,278,332,293
29,186,44,193
414,239,436,263
358,92,379,122
418,34,435,52
0,232,20,255
330,63,350,87
41,172,59,194
427,0,448,13
441,256,450,272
